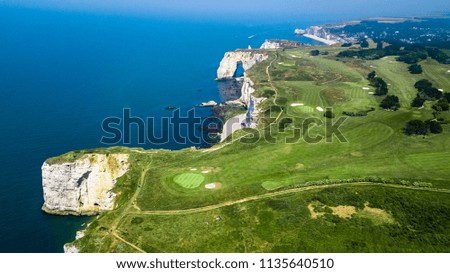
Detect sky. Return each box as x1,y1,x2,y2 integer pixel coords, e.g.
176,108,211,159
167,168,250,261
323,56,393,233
1,0,449,22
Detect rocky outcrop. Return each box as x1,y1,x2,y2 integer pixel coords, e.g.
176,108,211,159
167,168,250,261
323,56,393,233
240,76,255,106
216,50,268,79
260,39,306,49
42,153,129,216
199,100,218,107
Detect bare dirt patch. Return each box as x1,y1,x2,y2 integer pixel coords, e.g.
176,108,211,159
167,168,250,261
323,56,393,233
351,151,363,157
361,202,396,225
331,206,356,219
204,182,222,190
200,167,222,173
295,163,305,170
307,203,325,219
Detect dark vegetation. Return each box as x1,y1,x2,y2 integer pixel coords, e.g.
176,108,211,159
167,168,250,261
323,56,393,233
408,64,423,74
338,44,450,64
380,95,400,110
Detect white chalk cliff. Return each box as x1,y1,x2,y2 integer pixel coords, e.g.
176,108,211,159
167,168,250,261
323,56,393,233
42,153,129,215
216,50,268,79
260,39,305,49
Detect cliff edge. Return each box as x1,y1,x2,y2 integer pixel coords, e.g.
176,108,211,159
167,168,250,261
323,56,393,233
216,50,268,79
42,153,129,216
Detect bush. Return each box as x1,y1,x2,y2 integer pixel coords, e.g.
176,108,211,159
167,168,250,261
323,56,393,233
380,95,400,110
427,120,443,134
341,43,352,47
432,99,449,111
404,120,428,135
324,109,335,119
367,71,376,81
360,39,369,48
262,89,275,98
408,64,423,74
411,96,425,107
310,50,320,56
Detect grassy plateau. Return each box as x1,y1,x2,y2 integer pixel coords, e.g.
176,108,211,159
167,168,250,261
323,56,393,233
57,44,450,252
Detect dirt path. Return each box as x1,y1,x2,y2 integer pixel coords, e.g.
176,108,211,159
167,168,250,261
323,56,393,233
134,182,450,216
109,155,154,253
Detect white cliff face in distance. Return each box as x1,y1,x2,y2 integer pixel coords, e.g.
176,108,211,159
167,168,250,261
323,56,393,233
216,50,268,79
42,153,129,215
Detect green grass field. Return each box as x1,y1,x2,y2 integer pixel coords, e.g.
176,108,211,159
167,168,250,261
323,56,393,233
173,173,205,189
60,45,450,253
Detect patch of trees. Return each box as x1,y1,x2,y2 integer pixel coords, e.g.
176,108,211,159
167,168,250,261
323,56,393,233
408,64,423,74
432,99,449,111
404,120,442,135
367,71,388,96
262,89,275,98
310,50,320,56
341,43,352,47
380,95,400,110
411,79,442,107
337,43,450,64
396,51,427,64
342,108,375,117
360,39,369,48
426,48,450,64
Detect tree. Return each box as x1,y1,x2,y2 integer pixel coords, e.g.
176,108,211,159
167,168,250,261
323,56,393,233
443,92,450,102
427,120,443,134
380,95,400,110
367,71,376,81
414,79,432,91
404,120,427,135
422,87,442,100
376,41,384,50
324,109,335,119
432,99,449,111
262,89,275,98
341,43,352,47
360,39,369,48
408,64,422,74
310,50,320,56
411,96,425,107
370,77,388,96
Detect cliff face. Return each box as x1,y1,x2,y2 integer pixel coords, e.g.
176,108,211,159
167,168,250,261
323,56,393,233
260,39,305,49
216,50,268,79
42,154,129,216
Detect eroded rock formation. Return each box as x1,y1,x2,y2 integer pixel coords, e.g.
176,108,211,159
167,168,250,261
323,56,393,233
216,50,268,79
42,153,129,215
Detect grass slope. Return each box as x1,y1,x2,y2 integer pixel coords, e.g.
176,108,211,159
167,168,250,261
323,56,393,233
64,45,450,253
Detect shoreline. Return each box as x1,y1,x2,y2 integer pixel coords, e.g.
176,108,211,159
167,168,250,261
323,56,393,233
303,34,338,45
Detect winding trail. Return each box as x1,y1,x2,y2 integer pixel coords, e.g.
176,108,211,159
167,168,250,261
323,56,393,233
109,154,155,253
132,182,450,216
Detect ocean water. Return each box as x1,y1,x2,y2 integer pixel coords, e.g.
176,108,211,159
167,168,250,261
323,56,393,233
0,6,322,252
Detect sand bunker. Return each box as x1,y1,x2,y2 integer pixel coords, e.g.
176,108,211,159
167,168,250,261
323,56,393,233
368,92,375,95
438,89,444,92
291,103,304,107
316,106,324,112
362,87,370,90
204,182,222,189
201,170,209,174
190,168,197,171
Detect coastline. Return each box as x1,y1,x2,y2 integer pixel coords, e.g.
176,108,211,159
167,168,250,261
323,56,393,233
303,34,338,45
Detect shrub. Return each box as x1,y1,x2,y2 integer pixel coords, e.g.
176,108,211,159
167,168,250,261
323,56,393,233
404,120,428,135
310,50,320,56
380,95,400,110
408,64,423,74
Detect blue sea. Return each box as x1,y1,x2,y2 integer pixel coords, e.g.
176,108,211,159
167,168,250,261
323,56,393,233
0,6,324,252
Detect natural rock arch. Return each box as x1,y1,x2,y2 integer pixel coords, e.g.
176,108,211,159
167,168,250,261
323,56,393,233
216,50,268,80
